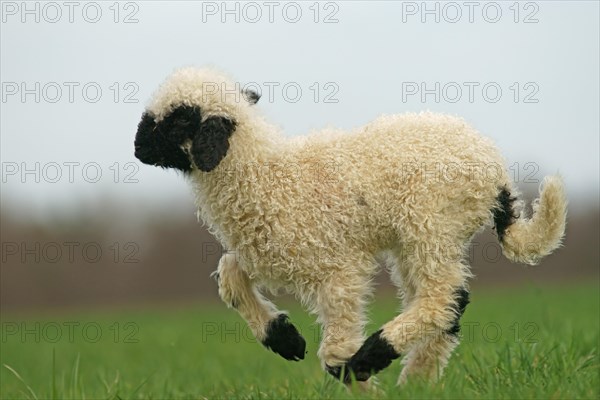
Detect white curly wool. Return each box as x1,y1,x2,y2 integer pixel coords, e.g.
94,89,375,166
146,67,567,384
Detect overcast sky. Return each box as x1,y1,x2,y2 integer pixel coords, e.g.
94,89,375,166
1,1,598,222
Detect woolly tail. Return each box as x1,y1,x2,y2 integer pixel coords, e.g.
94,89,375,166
493,175,567,265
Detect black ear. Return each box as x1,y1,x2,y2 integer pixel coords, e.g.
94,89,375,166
242,88,261,105
134,106,201,172
191,116,237,172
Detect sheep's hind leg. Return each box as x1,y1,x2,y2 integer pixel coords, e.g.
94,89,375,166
397,287,469,384
387,249,470,383
345,242,469,383
215,253,306,361
315,271,373,385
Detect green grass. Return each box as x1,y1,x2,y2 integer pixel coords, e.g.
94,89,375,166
1,284,598,399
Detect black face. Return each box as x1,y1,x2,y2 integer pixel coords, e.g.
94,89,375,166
134,105,237,173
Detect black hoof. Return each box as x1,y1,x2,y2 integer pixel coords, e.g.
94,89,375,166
326,364,370,384
326,364,350,383
344,329,400,382
262,314,306,361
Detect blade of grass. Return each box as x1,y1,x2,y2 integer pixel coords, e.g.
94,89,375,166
71,353,80,400
128,370,156,399
52,347,56,400
3,364,38,400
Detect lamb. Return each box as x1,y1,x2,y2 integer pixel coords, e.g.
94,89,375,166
134,67,567,385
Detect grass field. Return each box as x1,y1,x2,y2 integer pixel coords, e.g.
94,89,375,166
1,284,598,399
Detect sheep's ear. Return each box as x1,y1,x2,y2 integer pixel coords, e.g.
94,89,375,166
191,116,237,172
242,88,261,105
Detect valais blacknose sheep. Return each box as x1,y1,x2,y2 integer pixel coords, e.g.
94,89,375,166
134,67,567,385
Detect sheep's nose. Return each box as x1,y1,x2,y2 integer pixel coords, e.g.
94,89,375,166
134,112,159,164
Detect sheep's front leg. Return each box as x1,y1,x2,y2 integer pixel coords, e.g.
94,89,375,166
215,253,306,361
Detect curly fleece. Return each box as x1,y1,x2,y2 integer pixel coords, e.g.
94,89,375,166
140,67,568,384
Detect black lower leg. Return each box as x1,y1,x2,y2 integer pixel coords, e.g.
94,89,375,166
445,288,470,336
330,329,401,382
261,314,306,361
